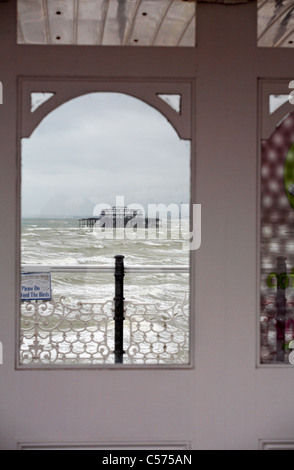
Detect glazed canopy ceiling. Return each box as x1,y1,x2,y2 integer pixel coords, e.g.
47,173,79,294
258,0,294,48
17,0,196,47
15,0,294,48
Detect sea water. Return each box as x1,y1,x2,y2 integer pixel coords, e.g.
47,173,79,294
20,218,190,364
21,217,190,306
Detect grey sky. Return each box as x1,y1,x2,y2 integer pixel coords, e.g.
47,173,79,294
22,92,190,218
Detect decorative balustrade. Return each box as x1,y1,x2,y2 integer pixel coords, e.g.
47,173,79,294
20,257,189,367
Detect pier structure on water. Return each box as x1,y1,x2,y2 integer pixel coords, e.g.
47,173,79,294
79,206,160,229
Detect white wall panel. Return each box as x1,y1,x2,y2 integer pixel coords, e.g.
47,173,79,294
0,0,294,450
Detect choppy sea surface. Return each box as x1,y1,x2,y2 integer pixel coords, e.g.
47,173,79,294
21,218,190,304
20,218,190,365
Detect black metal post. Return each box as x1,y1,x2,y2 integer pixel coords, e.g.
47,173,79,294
114,255,125,364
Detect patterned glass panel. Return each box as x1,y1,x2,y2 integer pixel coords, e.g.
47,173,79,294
260,111,294,364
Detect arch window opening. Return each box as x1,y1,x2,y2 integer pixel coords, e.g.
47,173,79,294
259,80,294,366
19,91,192,367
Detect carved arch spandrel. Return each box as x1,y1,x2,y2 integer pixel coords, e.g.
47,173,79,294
19,78,193,140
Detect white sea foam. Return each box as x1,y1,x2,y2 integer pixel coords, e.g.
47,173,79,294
21,218,190,303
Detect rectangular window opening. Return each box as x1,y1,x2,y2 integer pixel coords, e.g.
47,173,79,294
18,83,194,368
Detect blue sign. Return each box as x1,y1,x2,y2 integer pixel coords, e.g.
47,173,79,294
21,273,51,301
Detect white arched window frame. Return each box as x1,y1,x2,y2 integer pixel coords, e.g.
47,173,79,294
17,77,195,369
258,78,294,367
